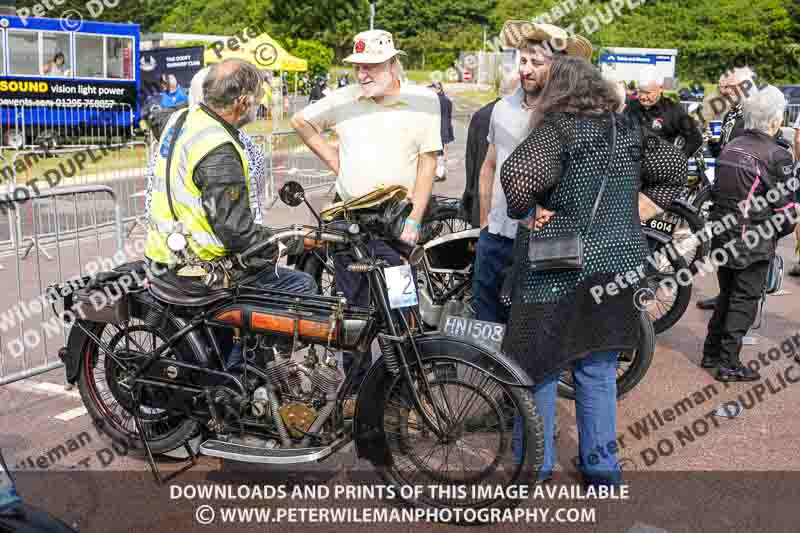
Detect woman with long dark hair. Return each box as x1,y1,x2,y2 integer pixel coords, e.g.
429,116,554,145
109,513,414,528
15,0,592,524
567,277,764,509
500,56,687,486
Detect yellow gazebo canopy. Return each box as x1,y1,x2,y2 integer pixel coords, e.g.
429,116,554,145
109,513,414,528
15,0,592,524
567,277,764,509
204,32,308,72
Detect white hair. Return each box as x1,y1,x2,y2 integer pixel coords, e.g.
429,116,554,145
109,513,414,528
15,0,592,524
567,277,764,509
720,66,756,85
189,66,210,106
638,66,664,88
391,56,406,83
602,71,626,112
742,84,786,133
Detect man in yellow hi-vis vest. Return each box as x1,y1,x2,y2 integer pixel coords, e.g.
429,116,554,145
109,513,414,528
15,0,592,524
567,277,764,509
145,59,316,368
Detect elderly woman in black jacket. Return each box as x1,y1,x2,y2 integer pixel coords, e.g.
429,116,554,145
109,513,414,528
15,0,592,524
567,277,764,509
701,85,797,381
500,56,687,486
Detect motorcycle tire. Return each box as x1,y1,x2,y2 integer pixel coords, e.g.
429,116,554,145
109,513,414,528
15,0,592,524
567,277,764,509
557,312,655,401
418,202,472,244
378,356,543,516
76,313,201,456
645,235,694,334
692,185,713,220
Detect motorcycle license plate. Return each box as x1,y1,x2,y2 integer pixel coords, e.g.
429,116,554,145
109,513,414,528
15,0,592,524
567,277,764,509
384,265,418,309
642,218,675,236
441,316,505,352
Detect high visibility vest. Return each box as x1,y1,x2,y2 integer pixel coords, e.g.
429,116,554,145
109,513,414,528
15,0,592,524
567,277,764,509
145,106,250,264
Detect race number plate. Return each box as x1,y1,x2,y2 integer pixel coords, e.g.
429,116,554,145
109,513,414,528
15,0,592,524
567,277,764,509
384,265,418,309
441,316,505,352
643,218,675,236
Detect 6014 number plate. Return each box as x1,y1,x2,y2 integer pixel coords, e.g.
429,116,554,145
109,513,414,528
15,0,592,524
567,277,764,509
643,218,675,235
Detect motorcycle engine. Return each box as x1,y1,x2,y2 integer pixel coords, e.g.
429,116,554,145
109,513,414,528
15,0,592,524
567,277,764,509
249,342,343,433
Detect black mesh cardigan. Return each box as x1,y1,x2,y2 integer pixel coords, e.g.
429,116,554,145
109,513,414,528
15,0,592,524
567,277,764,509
499,112,687,382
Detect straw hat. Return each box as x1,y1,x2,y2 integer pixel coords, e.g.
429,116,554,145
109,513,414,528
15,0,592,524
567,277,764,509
500,21,593,59
343,30,407,64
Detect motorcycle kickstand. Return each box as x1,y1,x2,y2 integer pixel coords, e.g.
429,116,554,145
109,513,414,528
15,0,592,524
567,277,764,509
131,387,198,485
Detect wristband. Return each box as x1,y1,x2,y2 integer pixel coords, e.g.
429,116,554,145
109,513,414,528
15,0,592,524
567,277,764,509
405,218,421,230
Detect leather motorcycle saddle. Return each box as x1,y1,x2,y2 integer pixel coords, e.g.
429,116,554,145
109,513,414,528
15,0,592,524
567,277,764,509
321,185,408,222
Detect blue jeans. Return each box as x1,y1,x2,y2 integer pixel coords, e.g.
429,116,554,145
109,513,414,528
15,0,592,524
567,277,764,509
473,228,514,323
227,266,317,369
513,351,621,486
334,239,405,387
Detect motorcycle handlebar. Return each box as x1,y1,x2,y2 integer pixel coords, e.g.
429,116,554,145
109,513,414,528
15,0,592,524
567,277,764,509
237,226,348,266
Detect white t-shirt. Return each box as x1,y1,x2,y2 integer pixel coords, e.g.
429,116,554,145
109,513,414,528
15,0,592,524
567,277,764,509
302,82,442,200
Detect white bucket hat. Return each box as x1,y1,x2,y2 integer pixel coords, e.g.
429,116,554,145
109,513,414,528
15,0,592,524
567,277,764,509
343,30,407,64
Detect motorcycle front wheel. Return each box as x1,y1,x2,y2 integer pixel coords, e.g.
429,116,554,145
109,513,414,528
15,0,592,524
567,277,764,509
378,357,543,517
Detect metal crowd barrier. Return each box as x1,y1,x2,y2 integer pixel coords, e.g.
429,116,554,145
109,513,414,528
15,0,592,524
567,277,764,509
268,128,337,199
0,185,123,386
680,100,800,128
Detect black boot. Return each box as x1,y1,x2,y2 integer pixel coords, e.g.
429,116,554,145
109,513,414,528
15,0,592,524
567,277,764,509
696,296,718,310
700,354,723,368
716,363,760,382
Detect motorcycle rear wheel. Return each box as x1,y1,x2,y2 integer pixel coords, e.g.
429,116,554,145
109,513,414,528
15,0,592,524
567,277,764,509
557,313,655,401
76,319,201,455
378,357,543,517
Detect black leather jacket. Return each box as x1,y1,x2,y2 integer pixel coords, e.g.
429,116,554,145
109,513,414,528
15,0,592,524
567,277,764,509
709,130,797,268
625,97,703,157
191,105,273,254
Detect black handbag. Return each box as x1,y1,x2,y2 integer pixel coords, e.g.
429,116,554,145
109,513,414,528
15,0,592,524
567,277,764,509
527,113,617,272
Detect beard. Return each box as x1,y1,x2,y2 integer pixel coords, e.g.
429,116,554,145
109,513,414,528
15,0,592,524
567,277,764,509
521,76,543,99
360,70,394,98
235,104,258,129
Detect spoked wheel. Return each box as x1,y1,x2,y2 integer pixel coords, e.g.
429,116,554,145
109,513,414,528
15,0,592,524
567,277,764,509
303,252,337,296
77,319,200,455
379,358,543,515
692,185,713,221
557,313,655,400
642,239,693,334
419,208,472,244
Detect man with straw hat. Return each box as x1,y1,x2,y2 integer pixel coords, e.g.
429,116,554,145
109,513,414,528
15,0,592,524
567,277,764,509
291,29,441,402
474,22,592,327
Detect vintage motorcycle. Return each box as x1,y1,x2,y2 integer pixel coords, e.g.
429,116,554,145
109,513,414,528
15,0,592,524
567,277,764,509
52,182,543,514
296,209,656,400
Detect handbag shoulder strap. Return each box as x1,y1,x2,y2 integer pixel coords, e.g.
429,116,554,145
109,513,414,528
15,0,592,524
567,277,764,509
586,112,617,235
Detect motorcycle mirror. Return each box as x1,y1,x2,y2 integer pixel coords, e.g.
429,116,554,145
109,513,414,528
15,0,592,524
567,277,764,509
279,181,306,207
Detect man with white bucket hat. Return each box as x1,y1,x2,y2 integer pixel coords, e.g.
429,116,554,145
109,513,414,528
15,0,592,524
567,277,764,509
291,29,441,399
